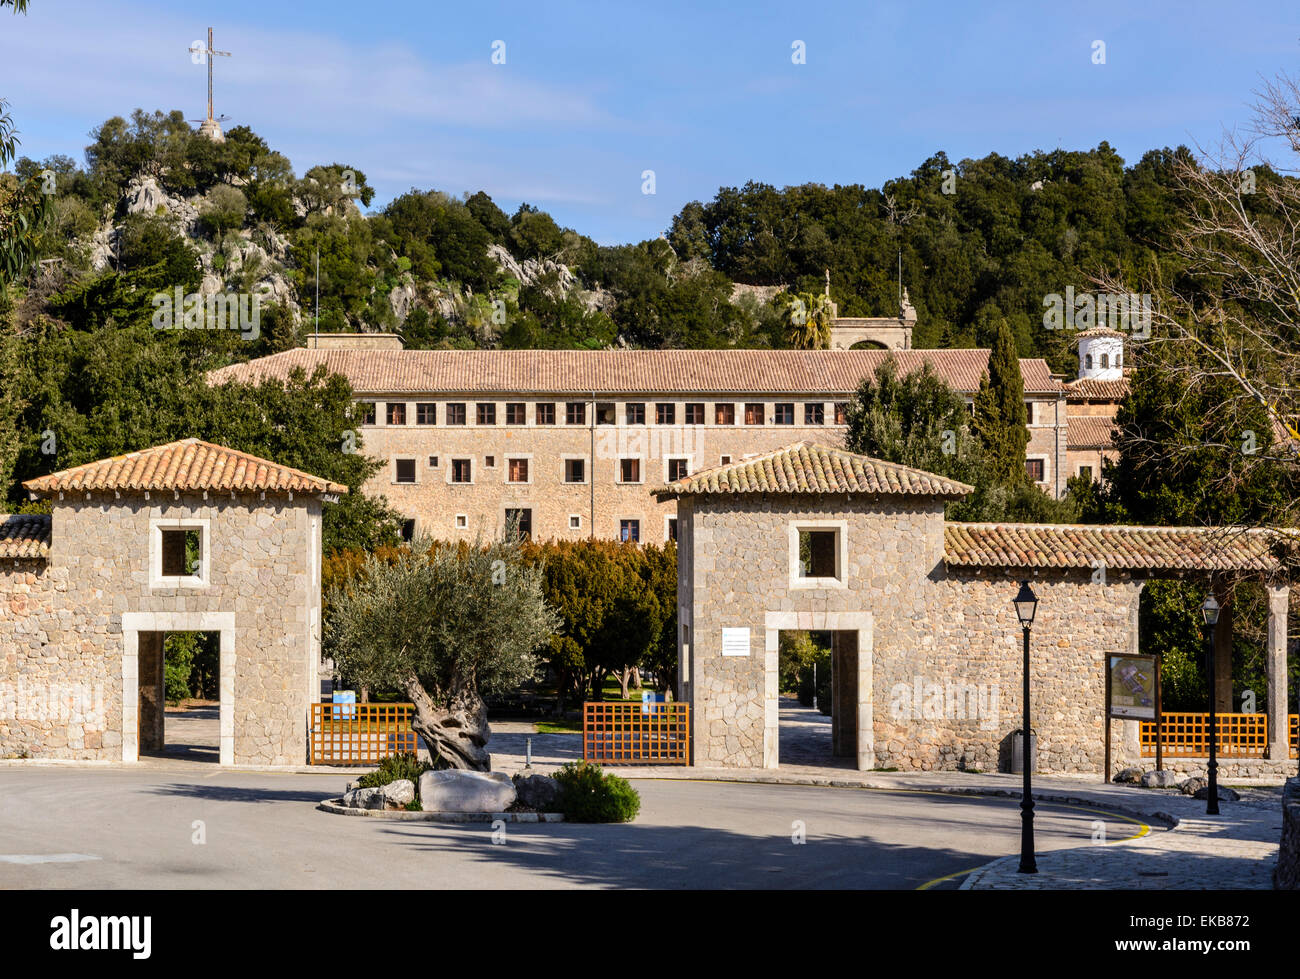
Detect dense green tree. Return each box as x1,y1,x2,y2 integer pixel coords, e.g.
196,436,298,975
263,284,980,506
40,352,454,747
971,319,1029,484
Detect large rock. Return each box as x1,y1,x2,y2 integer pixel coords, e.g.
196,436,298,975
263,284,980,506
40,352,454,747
1112,767,1142,785
1193,784,1240,803
513,773,560,810
418,770,516,813
341,786,386,810
382,779,416,808
121,176,200,235
1179,776,1209,796
1139,769,1180,789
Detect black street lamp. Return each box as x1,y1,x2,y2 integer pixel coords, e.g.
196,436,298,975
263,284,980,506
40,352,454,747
1013,580,1039,874
1202,593,1220,816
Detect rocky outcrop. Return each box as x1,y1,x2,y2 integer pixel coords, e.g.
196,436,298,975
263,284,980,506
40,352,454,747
418,770,516,812
121,176,201,236
513,772,560,810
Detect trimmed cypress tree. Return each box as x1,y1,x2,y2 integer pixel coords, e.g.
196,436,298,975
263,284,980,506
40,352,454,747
972,319,1029,484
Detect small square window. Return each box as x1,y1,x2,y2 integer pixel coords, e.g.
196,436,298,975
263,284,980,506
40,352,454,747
395,458,416,483
447,403,467,425
416,403,436,425
798,530,838,579
429,456,439,467
685,403,704,425
161,529,202,577
506,403,527,425
485,455,497,468
508,458,529,483
620,458,641,483
564,459,586,483
655,403,675,425
536,403,556,426
805,403,824,425
566,402,586,425
569,515,582,530
477,403,496,425
455,514,468,529
720,455,732,466
386,402,407,426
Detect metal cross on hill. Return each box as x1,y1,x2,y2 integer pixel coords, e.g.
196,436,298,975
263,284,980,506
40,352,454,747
193,27,231,125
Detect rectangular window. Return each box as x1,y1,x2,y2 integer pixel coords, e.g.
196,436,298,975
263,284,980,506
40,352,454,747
620,458,641,483
485,455,496,469
536,403,556,426
685,403,704,425
451,459,473,483
416,402,436,426
569,515,582,530
720,455,732,466
774,403,794,425
626,403,645,425
161,528,202,577
620,519,640,543
744,403,765,425
655,403,675,425
1078,465,1094,483
596,403,616,425
668,458,689,482
667,518,678,542
428,456,439,468
400,519,416,542
1025,401,1035,426
358,402,376,425
447,403,467,426
715,403,735,425
505,508,532,540
834,402,848,425
455,514,468,529
386,402,407,426
805,403,825,425
506,402,527,425
395,458,416,484
798,530,838,579
1026,458,1046,482
566,402,586,425
564,458,586,483
507,458,529,483
476,403,496,425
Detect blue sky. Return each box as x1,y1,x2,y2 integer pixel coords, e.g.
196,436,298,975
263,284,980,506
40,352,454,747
2,0,1297,243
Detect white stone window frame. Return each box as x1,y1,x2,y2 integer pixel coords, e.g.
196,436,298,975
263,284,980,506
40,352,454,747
618,457,645,485
455,513,469,529
569,514,583,530
1025,453,1050,486
447,458,475,485
505,453,533,485
561,454,589,485
149,517,211,590
720,454,733,466
787,519,848,590
392,457,419,485
663,455,693,484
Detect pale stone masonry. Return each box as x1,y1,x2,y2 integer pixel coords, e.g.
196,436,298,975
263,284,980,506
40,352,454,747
660,442,1293,775
0,440,342,766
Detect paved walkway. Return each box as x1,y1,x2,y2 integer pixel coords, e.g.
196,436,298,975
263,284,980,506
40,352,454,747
488,701,1286,889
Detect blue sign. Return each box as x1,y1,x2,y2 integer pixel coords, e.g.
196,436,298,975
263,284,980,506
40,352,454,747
332,690,357,719
641,691,665,715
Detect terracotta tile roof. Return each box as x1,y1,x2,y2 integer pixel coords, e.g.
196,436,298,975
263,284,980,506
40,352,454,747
0,514,50,559
208,348,1063,396
944,523,1291,574
1067,415,1118,450
654,441,974,499
1073,328,1128,340
23,440,349,497
1064,377,1130,400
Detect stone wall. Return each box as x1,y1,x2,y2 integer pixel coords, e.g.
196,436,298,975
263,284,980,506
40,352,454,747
1276,777,1300,889
681,493,1143,774
0,494,321,765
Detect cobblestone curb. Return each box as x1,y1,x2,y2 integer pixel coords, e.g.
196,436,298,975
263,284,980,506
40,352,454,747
317,798,565,822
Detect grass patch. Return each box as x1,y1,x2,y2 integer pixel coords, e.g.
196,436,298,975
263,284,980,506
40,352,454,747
535,719,582,734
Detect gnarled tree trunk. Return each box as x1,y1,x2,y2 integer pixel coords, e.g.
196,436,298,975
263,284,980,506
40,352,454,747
405,674,491,771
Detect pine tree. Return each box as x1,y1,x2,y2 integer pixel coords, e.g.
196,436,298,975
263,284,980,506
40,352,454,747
972,318,1029,484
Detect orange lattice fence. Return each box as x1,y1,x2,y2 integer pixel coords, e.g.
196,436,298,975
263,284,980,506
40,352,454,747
309,702,417,765
583,701,690,765
1138,712,1300,758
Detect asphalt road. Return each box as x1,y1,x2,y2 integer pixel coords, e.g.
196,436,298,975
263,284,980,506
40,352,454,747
0,765,1149,889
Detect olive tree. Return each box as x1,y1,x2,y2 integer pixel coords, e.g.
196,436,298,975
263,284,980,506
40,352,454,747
324,535,559,770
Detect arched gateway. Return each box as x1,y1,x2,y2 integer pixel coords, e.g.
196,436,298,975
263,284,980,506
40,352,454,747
655,441,1295,776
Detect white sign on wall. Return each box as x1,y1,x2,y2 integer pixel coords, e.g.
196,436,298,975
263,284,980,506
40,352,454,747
721,628,751,657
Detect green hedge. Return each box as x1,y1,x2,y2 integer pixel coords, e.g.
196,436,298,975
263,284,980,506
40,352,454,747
553,760,640,822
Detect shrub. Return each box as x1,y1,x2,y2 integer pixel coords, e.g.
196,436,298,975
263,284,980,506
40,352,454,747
553,760,640,822
355,752,433,790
